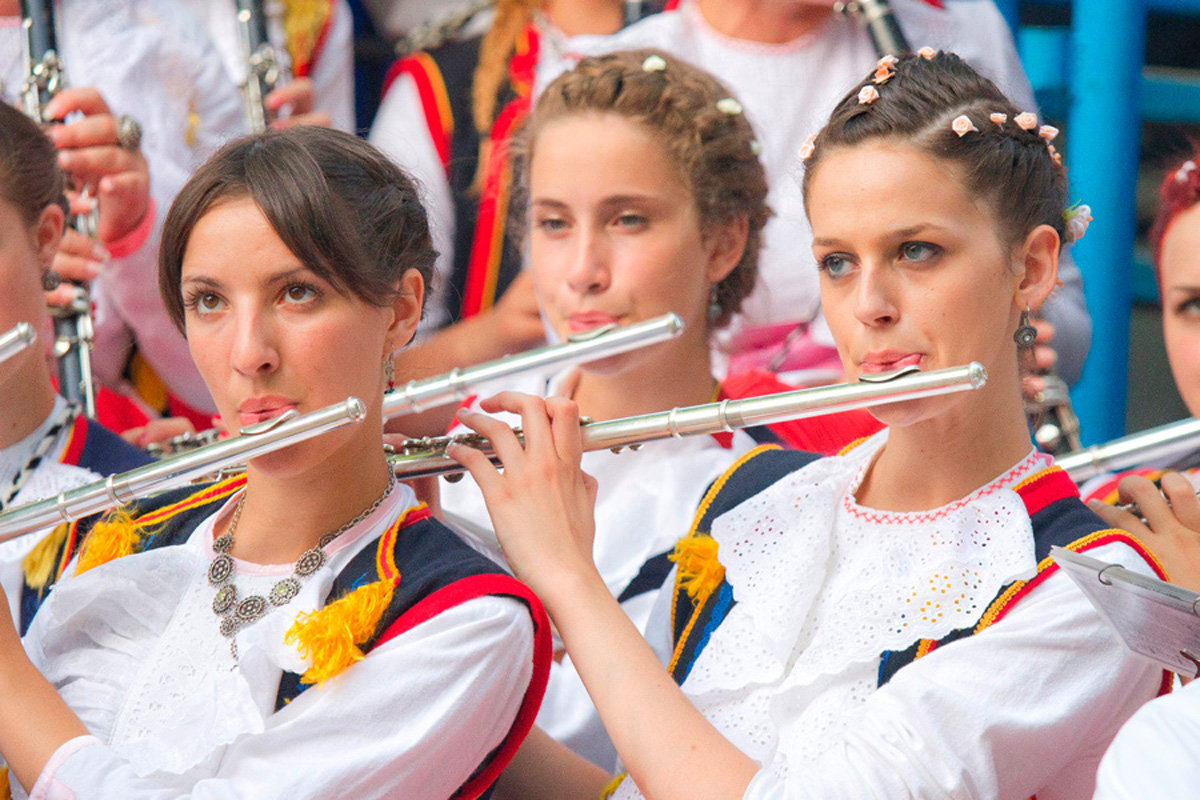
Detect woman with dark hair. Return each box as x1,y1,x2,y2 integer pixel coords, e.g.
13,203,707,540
0,103,149,631
0,126,549,799
453,52,1162,800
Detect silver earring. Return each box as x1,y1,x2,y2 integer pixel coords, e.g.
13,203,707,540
1013,308,1037,348
707,287,722,323
383,355,395,391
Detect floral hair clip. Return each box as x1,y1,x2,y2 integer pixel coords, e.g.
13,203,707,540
750,139,762,156
989,112,1007,127
858,85,880,105
873,54,897,84
1047,143,1063,167
1038,125,1059,143
1176,160,1197,183
917,46,937,60
1014,112,1037,131
951,114,978,137
798,134,817,162
1064,203,1092,243
642,55,667,72
716,97,743,115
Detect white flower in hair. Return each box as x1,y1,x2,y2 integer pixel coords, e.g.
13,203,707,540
857,85,880,105
951,115,978,137
641,55,667,72
1064,203,1092,242
717,97,743,115
1176,160,1197,183
750,140,762,156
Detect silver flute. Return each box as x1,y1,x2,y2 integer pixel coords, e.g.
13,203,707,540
235,0,284,134
1058,417,1200,483
0,398,366,541
382,313,683,419
388,362,988,480
0,322,36,365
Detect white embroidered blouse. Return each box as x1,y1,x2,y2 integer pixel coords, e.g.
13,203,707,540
15,484,535,800
619,431,1163,800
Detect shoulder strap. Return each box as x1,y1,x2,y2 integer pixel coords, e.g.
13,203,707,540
876,466,1171,688
382,48,457,172
668,445,821,683
65,417,155,475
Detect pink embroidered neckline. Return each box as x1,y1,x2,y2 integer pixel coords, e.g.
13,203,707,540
842,447,1052,525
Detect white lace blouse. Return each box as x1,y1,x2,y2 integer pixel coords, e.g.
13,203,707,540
619,431,1163,800
15,484,535,800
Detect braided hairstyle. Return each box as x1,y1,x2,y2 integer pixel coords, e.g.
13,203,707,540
518,49,771,328
159,127,437,333
0,103,68,226
801,51,1071,252
1150,154,1200,282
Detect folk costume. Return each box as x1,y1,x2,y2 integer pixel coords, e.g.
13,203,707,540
612,431,1167,799
369,15,575,335
1093,677,1200,799
13,478,550,799
0,397,151,630
559,0,1092,382
1,1,243,417
440,371,763,769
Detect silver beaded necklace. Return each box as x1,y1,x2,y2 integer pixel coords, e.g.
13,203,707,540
209,476,397,656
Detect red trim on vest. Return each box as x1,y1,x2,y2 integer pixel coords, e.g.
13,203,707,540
663,0,680,10
58,416,88,467
383,53,454,172
375,574,552,800
292,0,336,78
1013,466,1079,517
462,96,528,317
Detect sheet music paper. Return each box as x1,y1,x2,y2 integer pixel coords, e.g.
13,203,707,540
1052,546,1200,677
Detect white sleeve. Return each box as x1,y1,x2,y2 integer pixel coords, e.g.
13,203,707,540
28,595,535,800
1094,678,1200,800
306,0,357,133
368,73,457,335
744,541,1163,800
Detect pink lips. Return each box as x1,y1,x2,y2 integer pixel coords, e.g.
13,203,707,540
859,352,923,374
567,311,621,334
237,396,298,427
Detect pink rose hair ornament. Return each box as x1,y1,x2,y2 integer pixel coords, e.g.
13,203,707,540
1015,112,1038,131
798,134,817,162
858,85,881,105
873,55,897,85
989,112,1007,127
951,114,978,137
1064,203,1092,243
917,46,937,59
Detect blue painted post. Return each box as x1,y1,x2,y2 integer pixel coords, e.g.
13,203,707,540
993,0,1021,35
1066,0,1146,444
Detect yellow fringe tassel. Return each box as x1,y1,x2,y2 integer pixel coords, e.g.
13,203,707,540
599,773,627,800
74,510,144,576
22,523,70,591
282,0,332,69
669,534,725,601
284,578,395,685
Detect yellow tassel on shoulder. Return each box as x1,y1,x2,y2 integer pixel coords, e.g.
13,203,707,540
670,534,725,601
75,510,144,576
284,578,395,685
22,523,70,591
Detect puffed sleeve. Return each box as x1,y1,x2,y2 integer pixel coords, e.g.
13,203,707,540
368,72,457,337
1093,677,1199,800
24,595,535,800
743,541,1163,800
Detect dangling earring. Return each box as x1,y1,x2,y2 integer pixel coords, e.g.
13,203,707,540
1013,307,1037,348
706,286,722,324
383,354,395,392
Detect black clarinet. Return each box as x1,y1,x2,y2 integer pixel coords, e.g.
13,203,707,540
834,0,912,56
20,0,98,418
235,0,283,133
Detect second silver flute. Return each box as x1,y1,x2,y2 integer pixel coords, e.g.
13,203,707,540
0,322,36,365
389,362,988,479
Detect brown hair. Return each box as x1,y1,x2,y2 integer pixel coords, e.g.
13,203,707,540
518,49,770,327
802,51,1070,250
159,127,437,332
0,103,68,226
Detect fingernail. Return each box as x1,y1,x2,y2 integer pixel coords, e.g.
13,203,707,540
82,262,101,280
91,243,110,263
57,151,70,168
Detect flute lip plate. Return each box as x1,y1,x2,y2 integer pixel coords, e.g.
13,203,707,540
857,364,921,383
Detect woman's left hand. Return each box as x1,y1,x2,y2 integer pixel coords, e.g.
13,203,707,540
447,392,599,599
44,88,150,245
266,78,333,130
1090,471,1200,593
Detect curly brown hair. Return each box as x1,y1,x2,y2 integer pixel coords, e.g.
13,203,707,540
515,49,771,328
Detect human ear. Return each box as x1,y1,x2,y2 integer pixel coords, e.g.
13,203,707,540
384,268,425,355
33,203,65,274
703,215,750,284
1012,223,1060,312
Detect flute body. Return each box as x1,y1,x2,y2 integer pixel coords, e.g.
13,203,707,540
0,323,36,366
389,362,988,480
0,398,366,542
235,0,282,133
1058,417,1200,483
833,0,911,56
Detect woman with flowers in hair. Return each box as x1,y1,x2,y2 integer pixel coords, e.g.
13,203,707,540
454,50,1164,800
